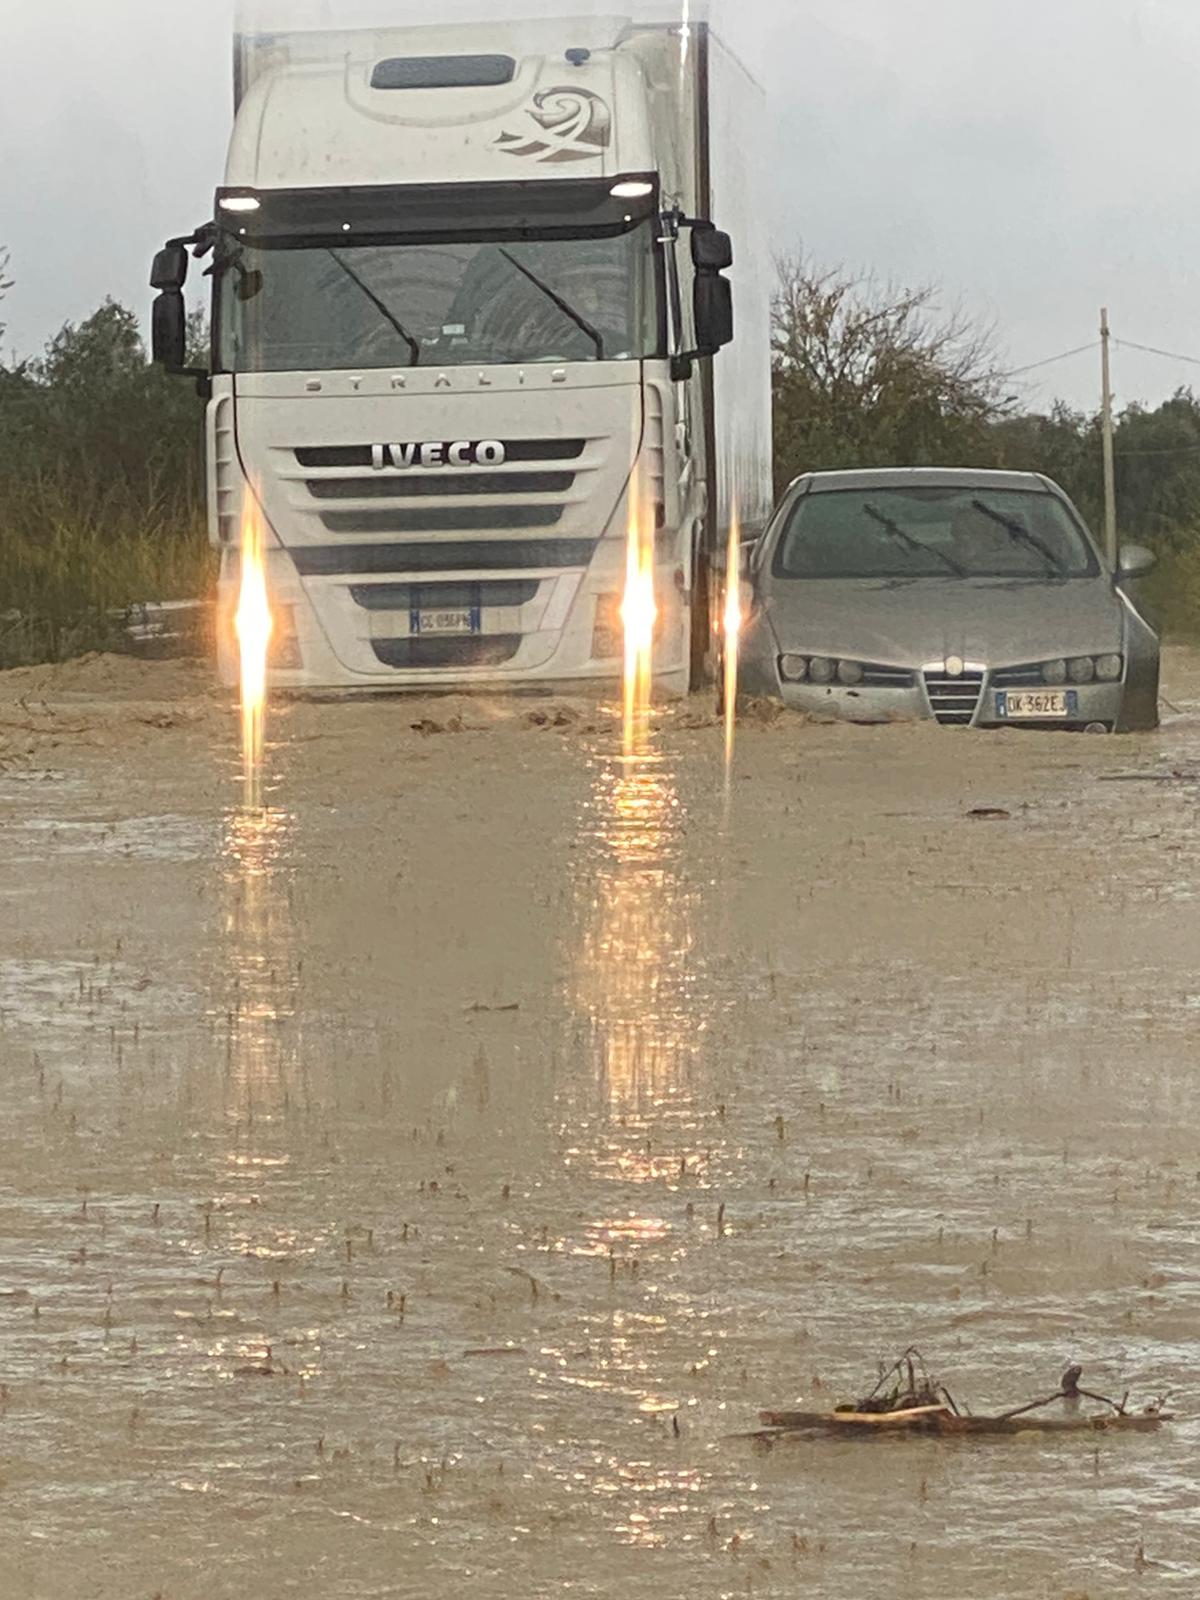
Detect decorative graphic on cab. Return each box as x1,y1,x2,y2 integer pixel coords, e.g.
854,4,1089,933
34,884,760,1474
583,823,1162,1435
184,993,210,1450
495,87,613,164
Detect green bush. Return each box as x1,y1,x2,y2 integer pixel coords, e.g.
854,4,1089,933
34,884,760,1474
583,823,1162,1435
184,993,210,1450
0,299,213,668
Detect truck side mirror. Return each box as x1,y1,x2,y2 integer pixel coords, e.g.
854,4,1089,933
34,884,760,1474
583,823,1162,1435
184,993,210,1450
693,228,733,273
151,243,190,291
152,291,188,371
694,272,733,356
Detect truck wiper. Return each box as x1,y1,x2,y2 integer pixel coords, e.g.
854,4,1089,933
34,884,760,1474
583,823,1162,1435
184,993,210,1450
497,248,604,359
970,499,1065,576
327,250,421,366
863,503,966,576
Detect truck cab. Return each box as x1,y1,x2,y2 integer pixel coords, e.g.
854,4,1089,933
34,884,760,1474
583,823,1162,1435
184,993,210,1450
151,14,771,693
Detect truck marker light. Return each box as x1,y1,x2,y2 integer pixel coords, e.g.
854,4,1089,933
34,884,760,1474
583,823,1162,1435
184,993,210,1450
611,180,654,199
220,195,261,213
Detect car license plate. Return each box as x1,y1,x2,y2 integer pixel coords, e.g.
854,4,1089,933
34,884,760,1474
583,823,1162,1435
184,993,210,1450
411,607,480,636
995,690,1078,719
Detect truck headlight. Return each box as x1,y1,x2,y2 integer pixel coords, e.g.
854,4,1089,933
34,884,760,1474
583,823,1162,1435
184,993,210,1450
808,656,836,684
1041,658,1068,684
1095,653,1123,681
1068,656,1096,683
836,660,864,686
779,654,808,682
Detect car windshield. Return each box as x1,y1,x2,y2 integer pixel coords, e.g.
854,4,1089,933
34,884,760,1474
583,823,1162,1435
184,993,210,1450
771,487,1101,580
217,223,661,372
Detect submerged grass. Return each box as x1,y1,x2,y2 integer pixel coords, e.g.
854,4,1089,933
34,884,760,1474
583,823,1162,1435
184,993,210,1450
0,490,214,669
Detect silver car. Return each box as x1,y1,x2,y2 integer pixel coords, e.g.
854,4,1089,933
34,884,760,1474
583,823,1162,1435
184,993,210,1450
738,468,1161,732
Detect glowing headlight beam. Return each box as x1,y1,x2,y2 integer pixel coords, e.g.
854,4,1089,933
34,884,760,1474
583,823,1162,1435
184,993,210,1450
234,507,273,809
723,505,742,775
620,470,657,757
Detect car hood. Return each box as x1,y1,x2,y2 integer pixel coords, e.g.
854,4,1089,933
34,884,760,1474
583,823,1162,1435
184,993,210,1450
760,577,1124,667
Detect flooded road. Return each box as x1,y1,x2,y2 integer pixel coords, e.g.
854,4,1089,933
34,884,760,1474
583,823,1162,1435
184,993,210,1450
3,651,1200,1598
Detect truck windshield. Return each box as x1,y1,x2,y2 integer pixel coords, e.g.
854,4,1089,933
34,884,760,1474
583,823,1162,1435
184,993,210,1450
217,223,662,372
771,488,1101,581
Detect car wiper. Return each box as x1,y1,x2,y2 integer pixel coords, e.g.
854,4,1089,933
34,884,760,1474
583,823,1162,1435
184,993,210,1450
498,248,604,359
863,503,966,576
970,499,1065,576
327,250,421,366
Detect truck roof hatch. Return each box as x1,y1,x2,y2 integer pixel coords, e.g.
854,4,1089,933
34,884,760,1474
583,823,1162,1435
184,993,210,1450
370,55,516,91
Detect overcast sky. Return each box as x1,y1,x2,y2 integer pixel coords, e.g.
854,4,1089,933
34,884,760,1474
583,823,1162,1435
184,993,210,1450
2,0,1199,409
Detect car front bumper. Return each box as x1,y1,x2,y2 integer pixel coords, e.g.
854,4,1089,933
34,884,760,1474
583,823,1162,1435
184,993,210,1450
767,676,1128,730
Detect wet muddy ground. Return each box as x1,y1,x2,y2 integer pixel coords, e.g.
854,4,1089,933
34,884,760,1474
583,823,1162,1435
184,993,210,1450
2,650,1200,1598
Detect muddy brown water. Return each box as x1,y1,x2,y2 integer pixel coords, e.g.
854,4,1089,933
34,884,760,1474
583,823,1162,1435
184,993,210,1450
2,651,1200,1598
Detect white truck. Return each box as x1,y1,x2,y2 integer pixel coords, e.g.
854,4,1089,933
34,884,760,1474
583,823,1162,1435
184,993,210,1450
151,10,772,692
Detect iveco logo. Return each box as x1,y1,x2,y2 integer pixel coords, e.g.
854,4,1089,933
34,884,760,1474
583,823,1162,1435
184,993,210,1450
371,441,506,471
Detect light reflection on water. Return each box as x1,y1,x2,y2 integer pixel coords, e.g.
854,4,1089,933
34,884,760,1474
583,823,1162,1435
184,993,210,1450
220,797,298,1119
572,732,701,1127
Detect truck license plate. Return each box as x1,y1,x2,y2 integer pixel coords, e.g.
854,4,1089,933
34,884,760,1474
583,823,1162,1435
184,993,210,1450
412,607,480,636
995,690,1078,719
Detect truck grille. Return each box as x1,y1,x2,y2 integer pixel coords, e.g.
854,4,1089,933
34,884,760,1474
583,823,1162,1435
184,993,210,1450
294,436,587,543
273,433,611,675
372,635,522,669
308,471,574,502
923,666,985,725
320,505,563,534
295,440,586,469
291,539,596,576
351,581,538,611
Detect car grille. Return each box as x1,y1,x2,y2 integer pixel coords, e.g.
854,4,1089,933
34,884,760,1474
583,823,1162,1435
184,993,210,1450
991,663,1052,688
861,664,917,688
923,666,985,725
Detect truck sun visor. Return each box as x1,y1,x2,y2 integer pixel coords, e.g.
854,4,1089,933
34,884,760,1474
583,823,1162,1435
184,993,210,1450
213,178,659,245
370,55,517,91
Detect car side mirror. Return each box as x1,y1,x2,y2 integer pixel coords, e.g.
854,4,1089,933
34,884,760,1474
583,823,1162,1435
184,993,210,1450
1117,543,1156,581
151,243,190,291
737,539,759,578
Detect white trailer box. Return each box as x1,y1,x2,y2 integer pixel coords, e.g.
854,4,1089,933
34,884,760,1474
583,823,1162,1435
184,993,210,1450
152,4,772,692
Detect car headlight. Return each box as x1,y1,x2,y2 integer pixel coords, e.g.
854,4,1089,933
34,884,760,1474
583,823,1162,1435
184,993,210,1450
780,654,808,682
1041,658,1068,684
1095,653,1123,681
837,659,864,685
1068,656,1095,684
808,656,836,684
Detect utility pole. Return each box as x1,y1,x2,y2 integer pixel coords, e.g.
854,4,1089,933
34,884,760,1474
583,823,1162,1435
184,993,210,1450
1100,308,1118,566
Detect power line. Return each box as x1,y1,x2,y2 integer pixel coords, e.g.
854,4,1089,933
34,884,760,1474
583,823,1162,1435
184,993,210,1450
1115,337,1200,370
999,341,1098,379
997,332,1200,385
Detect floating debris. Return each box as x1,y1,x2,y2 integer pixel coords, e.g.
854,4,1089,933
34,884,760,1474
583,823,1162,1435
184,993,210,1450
747,1349,1172,1442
